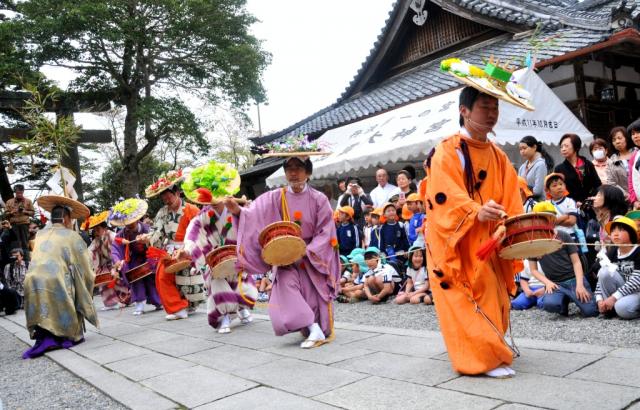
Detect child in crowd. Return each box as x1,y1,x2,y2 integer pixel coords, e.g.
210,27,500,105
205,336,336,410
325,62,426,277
254,270,272,302
406,193,425,247
518,176,537,213
545,173,579,238
338,253,370,303
336,206,362,257
379,203,409,262
362,210,373,248
363,246,401,304
368,208,382,249
511,261,545,310
339,255,351,287
594,216,640,319
527,202,597,317
395,246,431,305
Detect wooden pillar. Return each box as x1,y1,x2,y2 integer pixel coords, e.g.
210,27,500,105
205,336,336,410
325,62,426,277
573,61,588,124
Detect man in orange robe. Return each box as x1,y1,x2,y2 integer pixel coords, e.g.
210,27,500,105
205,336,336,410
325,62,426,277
425,86,523,378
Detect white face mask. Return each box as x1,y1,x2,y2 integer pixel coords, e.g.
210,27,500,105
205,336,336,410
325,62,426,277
592,149,606,160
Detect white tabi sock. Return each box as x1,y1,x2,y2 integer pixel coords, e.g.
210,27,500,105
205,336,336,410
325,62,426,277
307,323,325,341
220,314,231,329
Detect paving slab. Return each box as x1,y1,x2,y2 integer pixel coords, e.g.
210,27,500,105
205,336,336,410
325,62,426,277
513,337,615,356
69,332,116,353
142,365,257,408
511,348,603,377
171,324,222,340
183,345,282,373
94,322,142,338
76,340,149,365
494,404,546,410
567,357,640,388
146,335,222,357
344,333,446,358
315,375,502,410
216,327,300,350
196,386,339,409
331,351,459,386
105,352,196,381
234,357,366,397
440,372,640,410
45,348,176,410
263,338,376,365
118,328,177,346
608,347,640,359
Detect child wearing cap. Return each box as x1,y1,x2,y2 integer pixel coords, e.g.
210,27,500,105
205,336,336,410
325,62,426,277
545,173,579,236
368,208,382,249
336,206,363,257
379,203,409,262
362,210,373,248
594,216,640,319
527,201,597,317
395,246,432,305
339,255,351,287
363,247,401,304
338,253,371,303
406,193,425,247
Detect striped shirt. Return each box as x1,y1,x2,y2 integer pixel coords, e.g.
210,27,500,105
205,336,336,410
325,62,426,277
595,246,640,300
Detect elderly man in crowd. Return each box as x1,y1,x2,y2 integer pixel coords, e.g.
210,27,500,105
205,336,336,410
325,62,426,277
369,168,397,208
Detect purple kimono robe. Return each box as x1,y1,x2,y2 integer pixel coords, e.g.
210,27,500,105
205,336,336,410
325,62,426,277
111,222,160,305
235,185,340,337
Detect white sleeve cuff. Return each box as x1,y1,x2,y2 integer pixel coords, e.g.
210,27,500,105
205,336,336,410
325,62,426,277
613,291,623,300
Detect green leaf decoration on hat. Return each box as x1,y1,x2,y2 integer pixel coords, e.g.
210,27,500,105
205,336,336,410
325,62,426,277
182,161,240,202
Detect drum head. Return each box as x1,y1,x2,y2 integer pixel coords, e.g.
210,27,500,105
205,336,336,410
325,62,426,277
262,236,306,266
165,259,191,274
212,257,238,280
499,239,563,260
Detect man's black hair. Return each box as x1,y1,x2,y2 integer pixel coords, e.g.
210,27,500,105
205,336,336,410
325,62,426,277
282,157,313,174
51,205,71,224
13,184,24,192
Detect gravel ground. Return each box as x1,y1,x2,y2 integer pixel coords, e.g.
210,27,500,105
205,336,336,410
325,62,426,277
256,300,640,348
0,322,127,410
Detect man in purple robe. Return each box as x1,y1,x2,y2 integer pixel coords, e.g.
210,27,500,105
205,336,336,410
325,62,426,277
225,156,340,348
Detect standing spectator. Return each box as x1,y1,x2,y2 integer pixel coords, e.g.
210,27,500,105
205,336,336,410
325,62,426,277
0,220,17,270
401,165,419,189
589,138,628,197
369,168,397,208
28,222,39,254
339,176,373,226
406,193,424,246
594,216,640,319
554,134,601,205
379,203,409,261
368,208,382,249
5,184,35,260
609,126,635,173
518,136,554,201
626,119,640,209
336,206,362,257
390,170,416,210
335,176,348,211
362,210,373,248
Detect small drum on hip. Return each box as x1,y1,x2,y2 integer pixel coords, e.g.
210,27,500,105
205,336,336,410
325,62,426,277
499,212,562,260
258,221,306,266
206,245,238,280
124,262,153,283
94,272,113,288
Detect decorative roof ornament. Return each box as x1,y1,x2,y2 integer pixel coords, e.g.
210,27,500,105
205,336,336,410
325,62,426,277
410,0,428,26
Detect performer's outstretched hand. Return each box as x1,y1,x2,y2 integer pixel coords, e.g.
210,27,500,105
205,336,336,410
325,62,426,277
478,200,506,222
224,196,241,216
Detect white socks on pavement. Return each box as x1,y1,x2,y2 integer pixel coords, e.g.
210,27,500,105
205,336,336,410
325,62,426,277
165,308,188,321
300,323,326,348
218,314,231,334
484,366,516,378
238,308,253,324
132,301,145,316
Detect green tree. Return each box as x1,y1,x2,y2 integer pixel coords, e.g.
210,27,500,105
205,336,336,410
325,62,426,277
2,0,269,196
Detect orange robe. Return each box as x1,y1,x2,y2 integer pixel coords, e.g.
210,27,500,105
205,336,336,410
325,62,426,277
425,133,523,375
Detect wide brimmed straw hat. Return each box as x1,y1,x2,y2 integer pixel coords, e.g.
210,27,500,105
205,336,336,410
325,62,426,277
182,161,242,205
441,56,534,111
259,134,330,159
605,215,638,243
37,195,90,220
108,198,148,226
145,169,184,198
83,210,110,230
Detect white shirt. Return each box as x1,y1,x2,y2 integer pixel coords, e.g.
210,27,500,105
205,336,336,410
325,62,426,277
369,183,397,208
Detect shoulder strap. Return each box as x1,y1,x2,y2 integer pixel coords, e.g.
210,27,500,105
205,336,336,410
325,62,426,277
280,188,290,221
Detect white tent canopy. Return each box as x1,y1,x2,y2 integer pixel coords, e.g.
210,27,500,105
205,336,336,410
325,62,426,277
266,69,592,187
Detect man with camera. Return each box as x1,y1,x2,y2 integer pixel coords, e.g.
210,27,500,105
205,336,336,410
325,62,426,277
339,176,373,227
5,184,34,261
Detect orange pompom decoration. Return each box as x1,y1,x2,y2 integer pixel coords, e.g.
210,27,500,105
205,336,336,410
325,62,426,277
330,237,338,249
146,247,170,260
195,187,213,203
227,216,232,224
293,211,303,220
114,237,124,245
476,225,506,261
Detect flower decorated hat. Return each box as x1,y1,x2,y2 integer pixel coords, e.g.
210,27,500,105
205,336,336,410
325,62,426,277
83,210,110,230
145,169,184,198
182,161,243,205
37,195,90,220
259,134,330,160
108,198,148,226
440,55,534,111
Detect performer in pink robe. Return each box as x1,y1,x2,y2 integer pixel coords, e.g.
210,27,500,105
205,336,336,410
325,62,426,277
225,156,340,348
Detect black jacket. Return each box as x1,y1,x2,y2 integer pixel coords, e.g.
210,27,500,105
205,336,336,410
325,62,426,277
554,157,602,203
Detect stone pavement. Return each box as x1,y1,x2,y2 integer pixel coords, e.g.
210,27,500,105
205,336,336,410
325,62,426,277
1,305,639,410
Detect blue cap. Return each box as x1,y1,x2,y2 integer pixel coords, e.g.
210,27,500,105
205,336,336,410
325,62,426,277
349,254,369,273
348,248,365,259
364,246,381,256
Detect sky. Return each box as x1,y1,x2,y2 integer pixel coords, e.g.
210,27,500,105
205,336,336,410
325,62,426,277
244,0,395,136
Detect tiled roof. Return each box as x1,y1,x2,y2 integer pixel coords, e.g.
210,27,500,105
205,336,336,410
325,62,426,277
253,0,629,146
